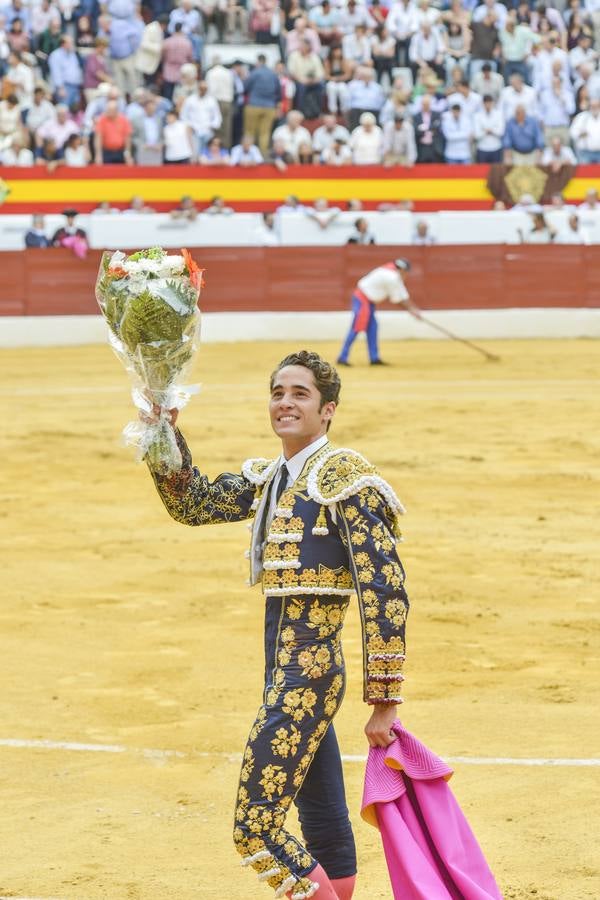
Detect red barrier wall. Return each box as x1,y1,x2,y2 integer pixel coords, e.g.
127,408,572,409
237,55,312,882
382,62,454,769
0,246,597,317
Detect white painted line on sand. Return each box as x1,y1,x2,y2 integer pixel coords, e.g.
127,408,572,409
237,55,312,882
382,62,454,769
1,738,598,767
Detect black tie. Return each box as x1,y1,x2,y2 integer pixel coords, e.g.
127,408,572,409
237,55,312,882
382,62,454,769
275,463,289,504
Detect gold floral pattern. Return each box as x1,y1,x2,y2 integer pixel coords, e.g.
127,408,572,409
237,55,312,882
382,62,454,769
297,645,332,679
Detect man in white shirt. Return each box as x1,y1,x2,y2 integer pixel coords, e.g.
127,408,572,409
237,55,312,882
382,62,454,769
205,59,234,148
500,71,538,121
271,110,313,157
312,114,351,154
541,135,576,169
473,94,504,162
180,80,222,153
349,111,383,164
570,97,600,162
557,213,590,244
337,258,420,365
386,0,417,67
472,0,507,29
441,103,473,163
408,21,445,81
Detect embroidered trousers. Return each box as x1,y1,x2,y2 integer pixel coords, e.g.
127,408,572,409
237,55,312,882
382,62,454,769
233,593,357,898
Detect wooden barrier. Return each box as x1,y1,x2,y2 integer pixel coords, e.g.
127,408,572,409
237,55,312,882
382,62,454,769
0,246,597,317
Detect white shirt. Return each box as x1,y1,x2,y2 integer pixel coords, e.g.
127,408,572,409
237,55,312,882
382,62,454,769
500,83,537,120
267,435,330,527
570,109,600,151
205,64,234,103
473,107,504,152
357,265,409,303
271,124,313,156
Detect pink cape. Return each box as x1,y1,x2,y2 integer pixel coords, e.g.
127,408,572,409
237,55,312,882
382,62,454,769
361,721,503,900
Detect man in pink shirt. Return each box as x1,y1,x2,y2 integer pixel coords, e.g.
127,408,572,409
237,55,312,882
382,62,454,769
161,22,193,101
83,38,112,102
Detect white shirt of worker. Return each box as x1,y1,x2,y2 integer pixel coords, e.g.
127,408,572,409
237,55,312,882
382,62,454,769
357,266,409,303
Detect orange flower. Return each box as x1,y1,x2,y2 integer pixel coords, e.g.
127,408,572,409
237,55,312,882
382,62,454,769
108,265,128,278
181,247,205,292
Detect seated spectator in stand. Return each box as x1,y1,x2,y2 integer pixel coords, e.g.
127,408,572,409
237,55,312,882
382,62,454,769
541,134,577,168
285,15,321,57
2,134,33,165
321,136,353,164
312,114,351,156
371,24,397,87
171,194,199,220
25,214,50,247
52,208,89,258
35,137,64,171
503,103,544,164
413,219,437,244
35,104,79,157
83,39,113,103
347,216,376,243
473,0,507,30
442,103,473,162
268,136,295,169
409,21,446,83
205,194,234,214
94,99,133,164
579,187,599,210
518,210,557,243
500,71,538,121
0,94,22,148
163,110,196,164
230,133,263,165
64,133,91,166
350,111,384,163
200,135,230,164
324,45,353,116
473,94,504,162
538,76,575,145
558,212,590,243
200,0,227,43
5,51,34,110
76,15,96,53
254,211,279,245
570,97,600,162
306,197,341,229
382,112,417,166
297,140,315,164
414,93,445,162
471,62,504,103
343,23,373,67
443,21,472,83
347,199,363,211
25,87,56,135
35,17,62,79
470,11,499,75
347,66,385,130
121,195,155,214
309,0,342,47
181,80,222,155
48,35,83,108
287,39,325,120
250,0,278,44
271,109,312,158
276,194,306,214
499,10,539,83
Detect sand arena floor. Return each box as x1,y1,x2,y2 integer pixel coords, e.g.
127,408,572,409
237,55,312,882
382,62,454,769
0,338,599,900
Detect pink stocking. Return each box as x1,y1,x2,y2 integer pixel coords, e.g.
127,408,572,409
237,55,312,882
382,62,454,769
330,875,356,900
287,863,340,899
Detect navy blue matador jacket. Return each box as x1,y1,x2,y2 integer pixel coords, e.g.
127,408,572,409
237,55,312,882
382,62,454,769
148,429,409,900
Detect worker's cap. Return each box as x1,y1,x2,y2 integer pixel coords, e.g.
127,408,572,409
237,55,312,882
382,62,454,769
394,258,411,271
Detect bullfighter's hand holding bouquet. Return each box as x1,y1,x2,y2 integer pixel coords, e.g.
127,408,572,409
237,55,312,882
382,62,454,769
96,247,204,473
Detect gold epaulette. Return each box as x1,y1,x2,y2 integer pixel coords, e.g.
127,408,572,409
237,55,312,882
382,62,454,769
307,447,406,521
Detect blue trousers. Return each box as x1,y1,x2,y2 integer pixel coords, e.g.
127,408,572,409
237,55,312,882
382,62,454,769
234,594,357,895
338,295,379,363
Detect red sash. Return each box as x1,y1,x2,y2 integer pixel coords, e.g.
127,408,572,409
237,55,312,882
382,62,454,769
353,287,371,333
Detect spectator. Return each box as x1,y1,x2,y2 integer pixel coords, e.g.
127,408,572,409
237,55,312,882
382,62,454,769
339,0,376,36
230,58,247,145
201,0,227,42
297,140,315,164
52,208,89,258
276,194,305,214
382,112,417,166
64,133,91,166
230,133,263,165
123,195,156,213
180,80,222,154
136,15,164,85
250,0,278,43
347,66,385,130
306,197,341,228
409,21,446,83
35,104,79,155
321,136,353,164
205,194,234,214
558,212,590,243
541,134,577,169
309,0,342,47
443,21,472,84
5,51,34,110
169,0,203,60
499,10,539,83
471,62,504,103
94,98,133,164
287,38,326,119
0,93,22,149
205,58,235,147
579,187,599,210
350,111,384,164
500,72,538,121
35,18,62,79
538,76,575,144
25,87,56,135
447,79,483,125
387,0,418,68
268,136,295,169
473,0,507,31
107,7,144,98
200,134,230,164
91,201,120,214
243,54,281,157
473,94,504,162
1,134,33,165
161,22,193,101
413,219,436,244
470,11,500,74
25,214,50,247
171,194,199,220
131,95,164,164
413,93,445,162
271,109,312,157
347,216,376,243
324,45,353,115
254,210,279,245
36,138,63,171
8,17,29,54
570,97,600,161
84,39,113,103
312,114,351,156
503,103,545,164
441,103,473,163
342,23,372,67
48,35,83,108
173,62,199,106
226,0,248,42
31,0,60,41
518,210,557,242
163,109,196,163
371,25,396,87
285,15,321,56
76,16,96,53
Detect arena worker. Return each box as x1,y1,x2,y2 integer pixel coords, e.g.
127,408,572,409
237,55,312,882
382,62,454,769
337,258,420,366
145,350,409,900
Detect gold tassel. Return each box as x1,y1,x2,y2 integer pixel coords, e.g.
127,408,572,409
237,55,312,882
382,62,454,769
312,505,329,536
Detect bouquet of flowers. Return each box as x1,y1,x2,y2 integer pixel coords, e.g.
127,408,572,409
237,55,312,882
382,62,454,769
96,246,204,473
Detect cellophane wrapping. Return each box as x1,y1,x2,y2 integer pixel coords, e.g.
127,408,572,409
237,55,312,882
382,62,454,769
95,247,204,473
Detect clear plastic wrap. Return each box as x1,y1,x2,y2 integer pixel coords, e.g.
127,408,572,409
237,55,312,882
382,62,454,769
95,247,203,473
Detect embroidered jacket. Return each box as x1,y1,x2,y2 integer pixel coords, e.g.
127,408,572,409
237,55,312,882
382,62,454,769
149,430,409,704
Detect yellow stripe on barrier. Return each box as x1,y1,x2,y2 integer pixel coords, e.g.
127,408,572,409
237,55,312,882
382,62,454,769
4,177,493,204
564,177,600,200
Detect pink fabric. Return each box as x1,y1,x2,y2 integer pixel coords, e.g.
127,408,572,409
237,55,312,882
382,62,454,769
361,721,503,900
331,875,356,899
60,234,88,259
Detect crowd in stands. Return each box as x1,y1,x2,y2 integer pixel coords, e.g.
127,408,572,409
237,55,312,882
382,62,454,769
1,0,600,169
